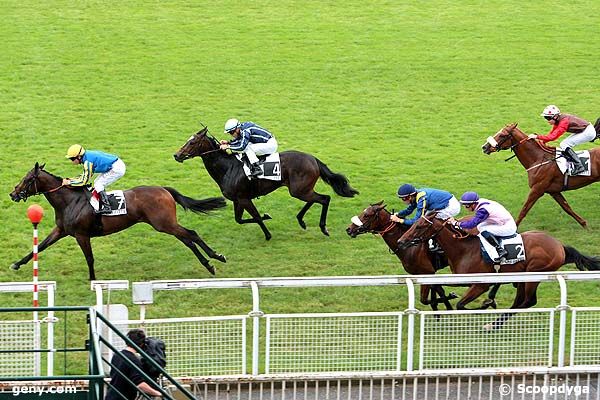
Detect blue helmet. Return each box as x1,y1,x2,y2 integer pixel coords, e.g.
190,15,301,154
460,191,480,204
397,184,417,198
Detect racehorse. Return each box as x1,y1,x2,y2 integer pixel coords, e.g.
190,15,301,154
482,122,600,227
346,202,501,311
174,126,359,240
9,163,227,280
397,212,600,316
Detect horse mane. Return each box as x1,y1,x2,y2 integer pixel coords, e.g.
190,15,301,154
39,167,62,181
508,124,555,155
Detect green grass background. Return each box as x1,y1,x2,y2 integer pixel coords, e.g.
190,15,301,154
2,0,600,372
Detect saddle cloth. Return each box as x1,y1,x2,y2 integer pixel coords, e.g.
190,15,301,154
479,234,525,266
236,153,282,181
555,150,591,176
89,190,127,216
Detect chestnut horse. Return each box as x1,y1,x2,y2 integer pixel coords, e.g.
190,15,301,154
397,212,600,314
174,126,359,240
10,163,227,280
482,122,600,227
346,202,501,310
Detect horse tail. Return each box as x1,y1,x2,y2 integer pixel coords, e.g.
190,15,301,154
316,158,359,197
163,187,226,214
564,245,600,271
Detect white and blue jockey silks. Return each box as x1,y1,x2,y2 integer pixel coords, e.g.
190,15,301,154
459,198,517,237
396,188,458,225
69,150,124,192
228,122,274,152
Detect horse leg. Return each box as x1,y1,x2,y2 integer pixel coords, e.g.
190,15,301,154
184,227,226,263
550,192,587,228
11,227,67,270
173,233,215,275
234,199,272,241
433,285,456,310
292,189,331,236
484,283,532,331
456,284,492,310
74,234,96,281
515,188,544,227
481,283,502,309
233,200,272,223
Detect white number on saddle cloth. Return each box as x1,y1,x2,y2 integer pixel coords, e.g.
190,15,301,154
479,234,526,265
236,153,282,181
555,149,591,176
88,190,127,216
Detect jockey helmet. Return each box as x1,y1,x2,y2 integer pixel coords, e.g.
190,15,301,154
540,105,560,118
65,144,85,159
224,118,240,134
460,191,480,204
397,184,417,198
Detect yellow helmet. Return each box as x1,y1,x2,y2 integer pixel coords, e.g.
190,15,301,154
65,144,85,158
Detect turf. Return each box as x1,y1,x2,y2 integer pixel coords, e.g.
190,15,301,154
1,0,600,372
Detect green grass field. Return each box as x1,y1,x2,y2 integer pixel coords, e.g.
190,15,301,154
2,0,600,372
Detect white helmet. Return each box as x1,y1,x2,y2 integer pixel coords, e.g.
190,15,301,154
541,105,560,118
224,118,240,133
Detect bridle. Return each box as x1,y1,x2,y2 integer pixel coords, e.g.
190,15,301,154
351,207,397,236
178,128,224,160
485,127,531,161
17,171,63,201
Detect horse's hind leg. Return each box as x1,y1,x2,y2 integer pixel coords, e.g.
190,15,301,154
184,227,226,263
295,202,314,230
235,199,272,241
550,192,587,228
174,233,215,275
292,190,331,236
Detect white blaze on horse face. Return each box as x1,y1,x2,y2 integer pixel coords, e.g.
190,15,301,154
350,216,363,227
187,135,195,143
486,136,498,147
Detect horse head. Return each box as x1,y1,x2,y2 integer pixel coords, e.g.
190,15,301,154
10,162,52,202
481,123,524,154
346,201,394,238
396,211,445,249
173,126,219,162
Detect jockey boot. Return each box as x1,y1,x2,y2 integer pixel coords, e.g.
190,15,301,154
95,191,111,214
249,162,262,178
481,231,507,261
563,147,585,175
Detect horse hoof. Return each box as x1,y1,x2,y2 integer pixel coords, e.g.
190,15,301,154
321,227,330,236
298,220,307,230
265,233,272,241
483,323,494,331
448,292,458,300
10,263,20,271
206,265,216,275
263,214,272,221
215,254,227,263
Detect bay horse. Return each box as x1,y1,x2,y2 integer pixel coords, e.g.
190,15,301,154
346,202,501,311
174,126,359,240
397,212,600,314
9,163,227,280
482,122,600,227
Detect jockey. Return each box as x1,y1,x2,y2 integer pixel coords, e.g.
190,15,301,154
63,144,126,214
456,191,517,262
528,105,597,175
219,119,278,178
390,184,461,226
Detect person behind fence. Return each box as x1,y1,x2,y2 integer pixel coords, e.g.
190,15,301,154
454,191,517,262
219,118,278,178
390,184,461,226
528,105,597,175
63,144,126,214
105,329,162,400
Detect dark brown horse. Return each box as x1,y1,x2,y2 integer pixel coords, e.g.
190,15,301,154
397,212,600,313
9,163,227,280
174,126,359,240
482,122,600,227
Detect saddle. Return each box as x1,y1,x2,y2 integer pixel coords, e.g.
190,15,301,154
479,234,526,268
236,153,282,181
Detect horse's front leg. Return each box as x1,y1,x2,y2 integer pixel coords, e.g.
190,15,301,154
234,199,272,241
515,188,544,227
233,200,272,224
550,192,587,228
11,227,67,271
74,234,96,281
456,283,492,310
